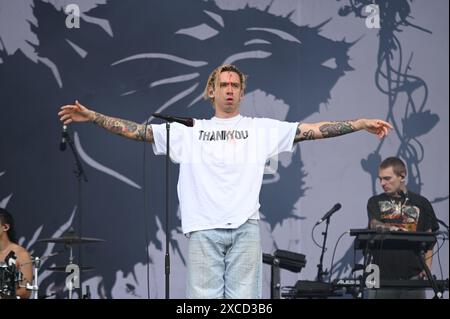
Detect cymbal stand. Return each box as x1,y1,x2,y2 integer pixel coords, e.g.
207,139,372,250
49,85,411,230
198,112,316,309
25,256,41,299
63,126,88,299
67,244,75,299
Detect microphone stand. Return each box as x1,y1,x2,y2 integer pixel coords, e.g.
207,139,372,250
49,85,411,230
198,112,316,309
317,217,331,282
28,257,41,299
152,113,193,299
63,128,88,299
164,122,171,299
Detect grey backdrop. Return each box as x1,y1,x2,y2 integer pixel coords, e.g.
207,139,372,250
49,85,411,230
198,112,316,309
0,0,448,298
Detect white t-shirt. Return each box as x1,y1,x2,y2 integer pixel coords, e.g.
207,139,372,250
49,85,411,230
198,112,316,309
152,114,298,234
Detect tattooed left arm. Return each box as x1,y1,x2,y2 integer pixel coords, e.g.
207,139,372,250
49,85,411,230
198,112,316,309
293,119,392,143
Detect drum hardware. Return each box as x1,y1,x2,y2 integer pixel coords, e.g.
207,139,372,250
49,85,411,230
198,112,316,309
37,228,104,299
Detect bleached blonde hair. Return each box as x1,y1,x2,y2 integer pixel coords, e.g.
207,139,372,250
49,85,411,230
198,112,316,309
203,64,247,103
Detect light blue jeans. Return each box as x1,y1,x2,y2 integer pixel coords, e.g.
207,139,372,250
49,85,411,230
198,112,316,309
186,219,262,299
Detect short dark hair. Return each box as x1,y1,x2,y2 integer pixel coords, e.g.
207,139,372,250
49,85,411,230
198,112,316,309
379,156,407,178
0,208,17,243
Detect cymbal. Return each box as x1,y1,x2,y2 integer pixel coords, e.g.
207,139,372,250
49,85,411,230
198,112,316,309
37,227,105,245
47,265,94,272
37,235,105,244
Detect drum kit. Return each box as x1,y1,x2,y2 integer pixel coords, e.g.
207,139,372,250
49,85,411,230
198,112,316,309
0,228,104,299
0,253,22,299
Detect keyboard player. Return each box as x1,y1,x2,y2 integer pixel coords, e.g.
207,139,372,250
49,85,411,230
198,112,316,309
366,157,439,299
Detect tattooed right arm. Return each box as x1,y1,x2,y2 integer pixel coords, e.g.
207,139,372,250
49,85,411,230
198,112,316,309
92,112,154,143
58,101,154,143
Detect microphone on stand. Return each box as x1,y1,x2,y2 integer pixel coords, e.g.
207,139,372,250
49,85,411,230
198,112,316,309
315,203,342,225
151,113,194,298
153,113,194,127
